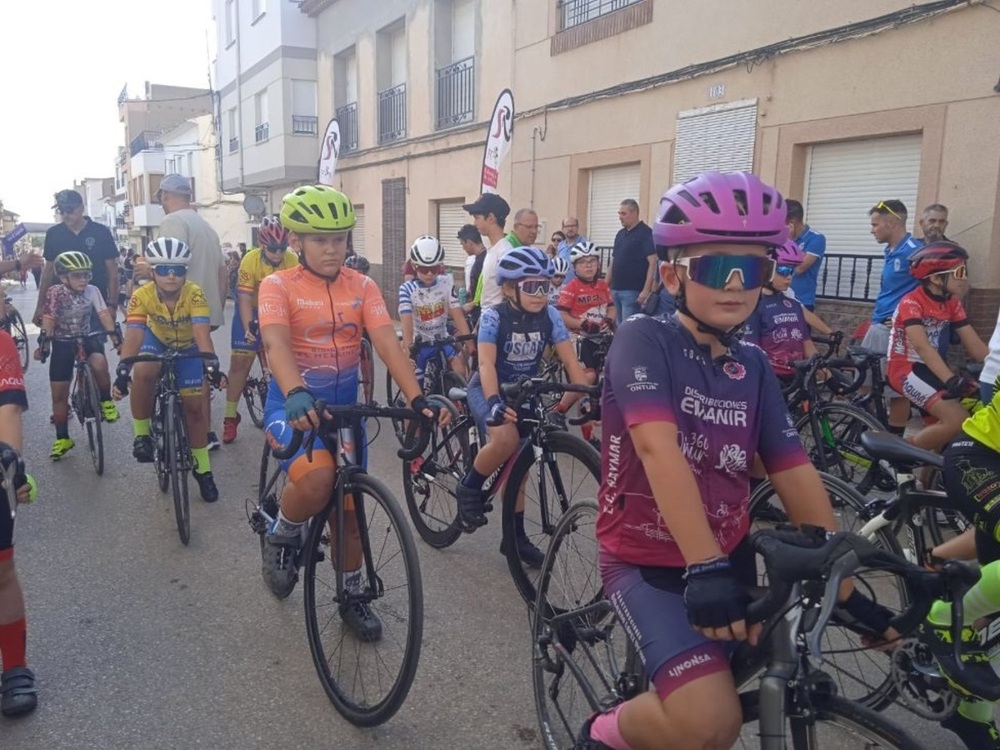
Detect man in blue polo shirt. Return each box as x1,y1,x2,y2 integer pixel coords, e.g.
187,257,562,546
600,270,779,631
786,199,826,311
606,199,656,321
860,199,921,434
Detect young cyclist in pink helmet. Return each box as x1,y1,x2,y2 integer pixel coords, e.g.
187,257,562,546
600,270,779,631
579,172,893,750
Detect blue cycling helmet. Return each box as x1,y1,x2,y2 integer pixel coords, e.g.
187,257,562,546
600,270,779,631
496,245,553,283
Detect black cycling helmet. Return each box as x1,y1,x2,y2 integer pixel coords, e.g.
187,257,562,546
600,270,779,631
344,254,370,274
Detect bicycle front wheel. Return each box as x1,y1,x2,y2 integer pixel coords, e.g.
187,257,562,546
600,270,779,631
166,396,191,546
80,364,104,476
243,353,267,428
153,395,170,493
8,311,29,372
358,337,375,406
302,472,423,727
502,431,601,606
737,689,923,749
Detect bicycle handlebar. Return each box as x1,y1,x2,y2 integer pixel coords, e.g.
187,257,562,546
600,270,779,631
270,400,432,462
408,334,477,358
120,351,220,368
498,377,601,402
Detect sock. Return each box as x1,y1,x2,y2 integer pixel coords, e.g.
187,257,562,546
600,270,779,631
942,699,1000,745
0,618,27,671
134,418,151,438
345,567,363,594
581,422,593,442
271,509,305,537
462,467,489,490
191,446,210,474
225,400,239,419
554,402,568,414
929,559,1000,626
55,422,69,440
590,704,632,750
99,389,112,402
957,699,994,723
888,424,906,436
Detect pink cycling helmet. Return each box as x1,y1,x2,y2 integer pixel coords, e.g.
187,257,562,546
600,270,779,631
653,171,788,258
770,240,805,266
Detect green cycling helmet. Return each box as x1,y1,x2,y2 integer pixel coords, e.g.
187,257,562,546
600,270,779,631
54,251,92,274
280,185,356,234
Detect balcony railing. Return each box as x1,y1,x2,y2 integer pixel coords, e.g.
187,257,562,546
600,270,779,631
129,131,162,157
255,123,269,143
292,115,319,135
817,253,882,302
435,57,475,130
229,136,239,153
559,0,642,29
336,102,358,154
377,84,407,145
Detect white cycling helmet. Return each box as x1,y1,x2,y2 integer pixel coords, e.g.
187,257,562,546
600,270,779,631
409,235,445,267
569,241,599,264
552,257,570,276
144,237,192,266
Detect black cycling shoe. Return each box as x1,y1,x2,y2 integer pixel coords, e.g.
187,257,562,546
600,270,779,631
941,709,1000,749
1,667,38,718
340,598,383,642
132,435,155,463
545,410,568,431
455,483,487,532
575,714,612,750
919,617,998,700
193,470,220,503
500,534,546,569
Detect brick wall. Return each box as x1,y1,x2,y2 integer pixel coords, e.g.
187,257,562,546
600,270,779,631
551,0,653,55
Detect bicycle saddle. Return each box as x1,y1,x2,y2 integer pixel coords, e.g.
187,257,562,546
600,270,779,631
859,431,944,470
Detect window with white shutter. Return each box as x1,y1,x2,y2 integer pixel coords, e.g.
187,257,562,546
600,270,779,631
437,201,469,275
803,135,921,299
588,164,641,248
352,205,366,258
673,100,758,184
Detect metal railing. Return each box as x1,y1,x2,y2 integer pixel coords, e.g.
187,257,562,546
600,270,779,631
435,56,475,130
129,131,162,157
377,83,407,144
336,102,359,153
254,123,269,143
292,115,318,135
816,253,882,302
214,143,222,160
559,0,642,29
229,136,239,153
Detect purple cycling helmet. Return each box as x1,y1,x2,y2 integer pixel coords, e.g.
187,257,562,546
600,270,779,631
653,171,788,259
770,240,805,266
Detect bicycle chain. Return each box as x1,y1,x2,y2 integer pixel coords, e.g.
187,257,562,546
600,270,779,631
890,637,959,720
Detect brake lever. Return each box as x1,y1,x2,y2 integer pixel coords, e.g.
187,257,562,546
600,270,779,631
805,549,861,658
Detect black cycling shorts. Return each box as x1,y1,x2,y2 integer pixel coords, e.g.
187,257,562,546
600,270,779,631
578,337,603,371
49,337,104,382
942,437,1000,565
0,489,12,558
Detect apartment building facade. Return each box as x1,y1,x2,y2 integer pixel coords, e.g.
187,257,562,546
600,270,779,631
213,0,320,211
299,0,1000,330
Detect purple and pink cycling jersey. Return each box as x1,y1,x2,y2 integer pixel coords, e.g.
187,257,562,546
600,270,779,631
742,291,809,377
595,314,808,569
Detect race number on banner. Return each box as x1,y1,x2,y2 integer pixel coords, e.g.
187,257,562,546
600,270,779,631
318,118,341,186
480,89,515,195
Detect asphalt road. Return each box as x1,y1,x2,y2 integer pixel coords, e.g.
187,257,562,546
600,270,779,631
1,282,964,749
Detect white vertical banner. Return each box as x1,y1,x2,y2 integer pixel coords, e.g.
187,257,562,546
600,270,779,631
480,89,515,195
318,118,341,186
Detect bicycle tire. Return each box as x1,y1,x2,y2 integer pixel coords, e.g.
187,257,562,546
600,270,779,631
243,354,267,428
737,689,923,749
358,337,375,406
81,364,104,476
302,472,423,727
8,311,29,372
385,368,407,445
402,395,466,549
166,396,191,546
795,402,888,492
502,430,601,605
153,394,170,493
749,472,910,711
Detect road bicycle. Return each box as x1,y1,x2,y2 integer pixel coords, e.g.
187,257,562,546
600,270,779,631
2,296,29,371
248,401,430,726
241,347,270,429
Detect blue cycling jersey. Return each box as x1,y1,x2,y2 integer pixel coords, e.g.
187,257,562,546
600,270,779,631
478,301,570,383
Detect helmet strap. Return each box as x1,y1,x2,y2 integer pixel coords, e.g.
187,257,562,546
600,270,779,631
923,278,951,302
673,283,743,348
297,250,340,283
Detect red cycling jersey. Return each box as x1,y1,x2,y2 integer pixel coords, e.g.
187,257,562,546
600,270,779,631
557,277,613,326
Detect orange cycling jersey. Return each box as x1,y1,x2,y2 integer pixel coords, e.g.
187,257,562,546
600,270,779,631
258,265,392,398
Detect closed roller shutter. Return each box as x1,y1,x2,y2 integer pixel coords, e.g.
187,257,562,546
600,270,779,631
352,205,366,258
437,201,469,274
588,164,641,251
804,135,921,299
673,100,757,184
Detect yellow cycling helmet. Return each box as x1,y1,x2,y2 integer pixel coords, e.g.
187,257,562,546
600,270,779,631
54,251,93,274
280,185,356,233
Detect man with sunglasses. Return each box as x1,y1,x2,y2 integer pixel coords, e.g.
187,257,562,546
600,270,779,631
861,199,923,435
35,189,118,328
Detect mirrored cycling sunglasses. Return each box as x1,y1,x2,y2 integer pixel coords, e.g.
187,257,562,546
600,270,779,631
517,278,551,297
774,264,796,277
153,264,188,277
68,271,92,282
415,265,444,275
673,255,775,290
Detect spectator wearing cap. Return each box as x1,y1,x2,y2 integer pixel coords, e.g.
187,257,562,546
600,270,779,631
33,189,117,326
860,199,922,435
463,193,512,308
458,224,486,314
785,199,826,312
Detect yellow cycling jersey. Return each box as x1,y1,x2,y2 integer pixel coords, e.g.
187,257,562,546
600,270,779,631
237,248,298,305
963,381,1000,452
126,281,210,350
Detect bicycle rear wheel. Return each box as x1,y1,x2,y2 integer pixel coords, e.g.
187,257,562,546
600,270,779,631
302,472,423,726
166,396,191,546
749,473,909,711
736,689,922,749
243,354,267,428
796,403,889,493
7,311,29,372
402,396,467,548
80,364,104,476
503,431,601,606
